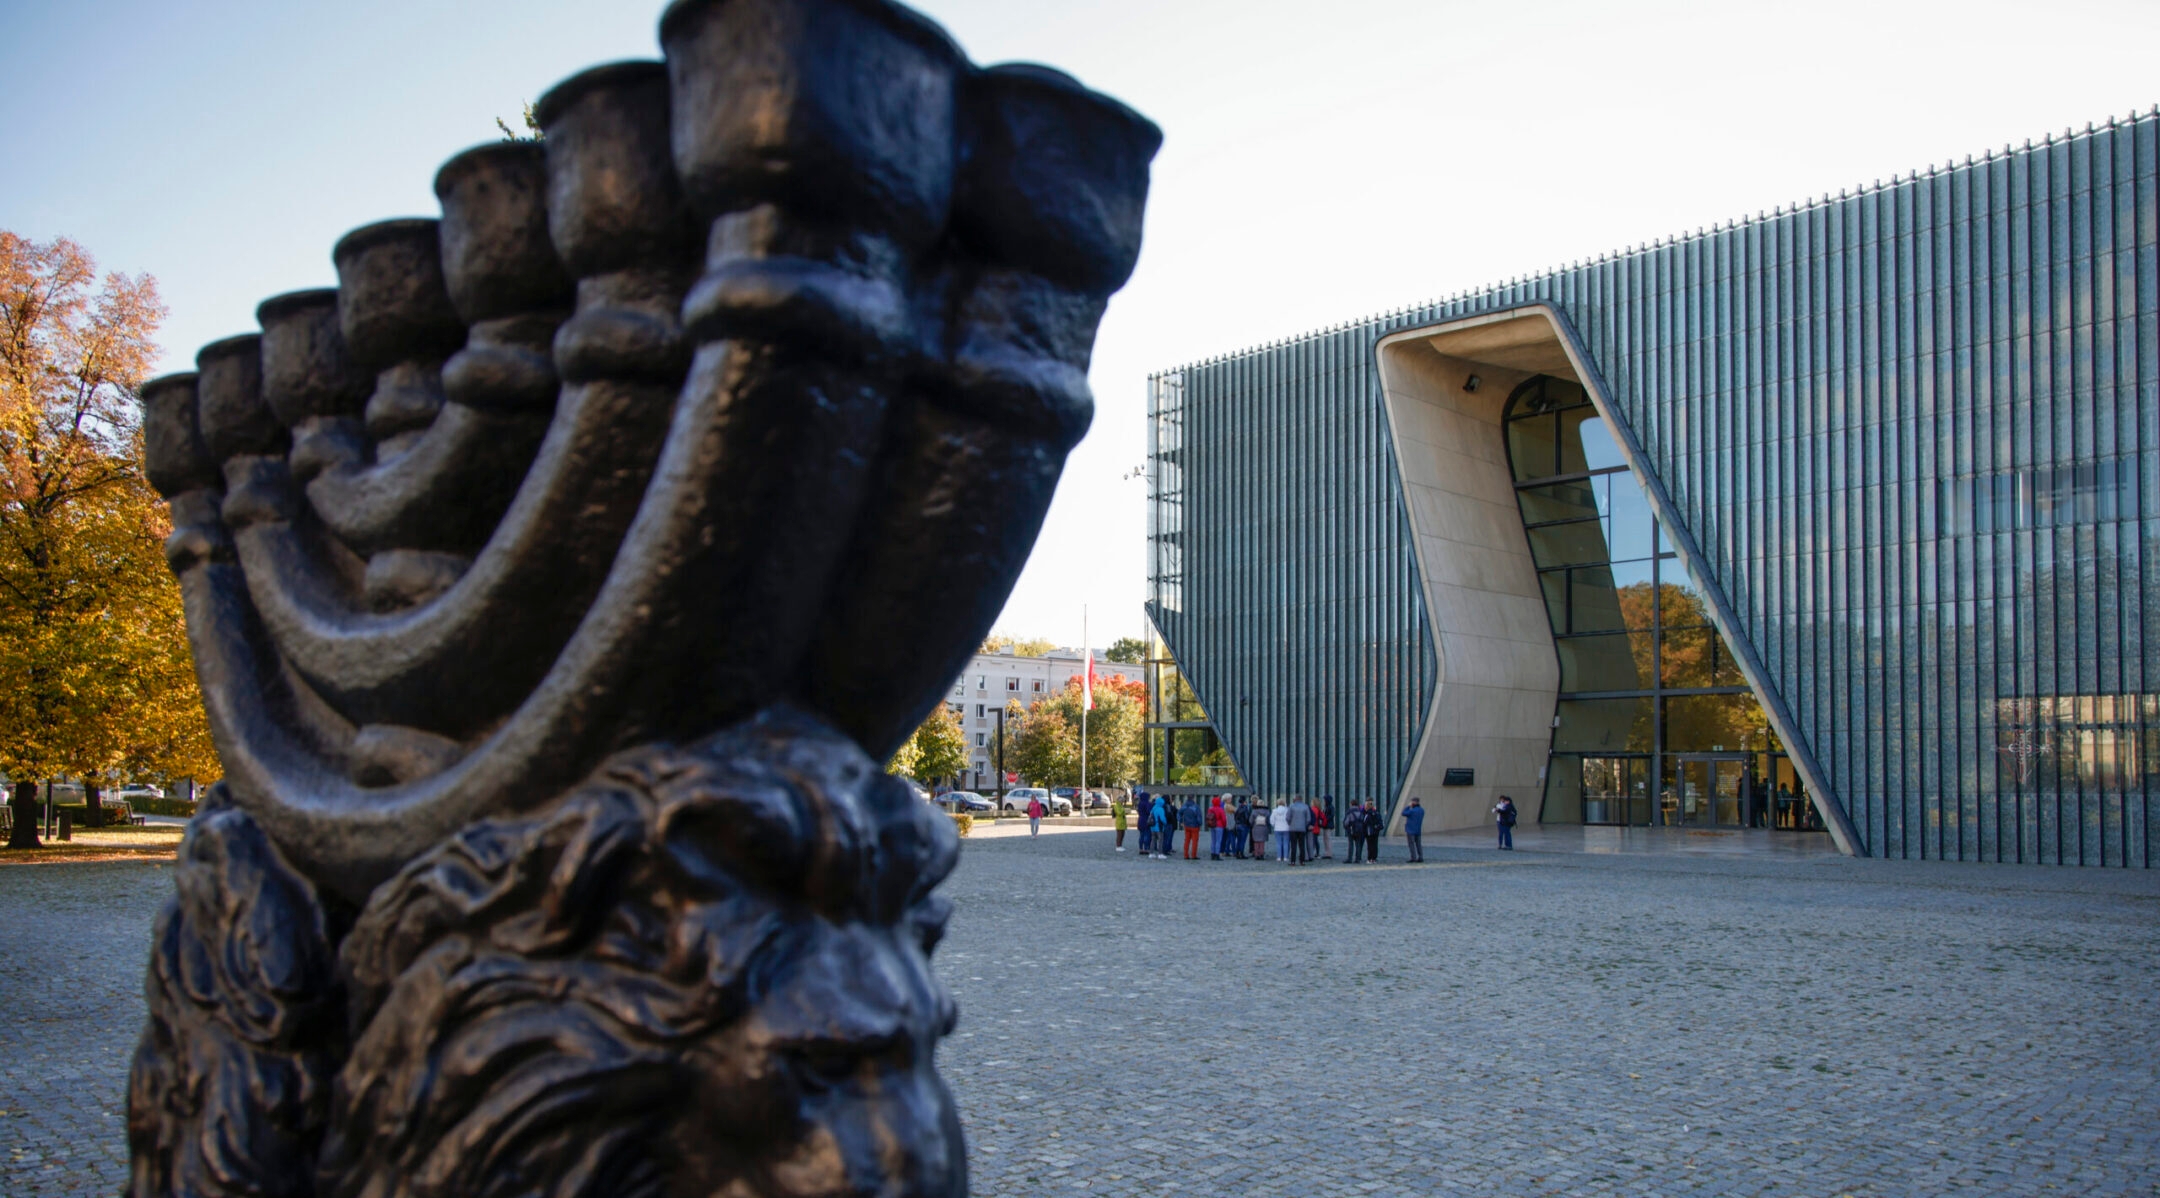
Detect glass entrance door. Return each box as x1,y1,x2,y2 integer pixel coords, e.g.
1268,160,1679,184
1760,752,1822,830
1580,757,1650,825
1661,755,1748,827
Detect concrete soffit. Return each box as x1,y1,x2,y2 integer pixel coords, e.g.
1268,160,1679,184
1371,305,1863,857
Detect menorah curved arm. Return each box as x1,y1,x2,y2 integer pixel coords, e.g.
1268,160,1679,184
230,370,676,737
301,403,550,558
167,359,762,902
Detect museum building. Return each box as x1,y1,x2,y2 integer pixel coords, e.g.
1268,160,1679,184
1144,110,2159,866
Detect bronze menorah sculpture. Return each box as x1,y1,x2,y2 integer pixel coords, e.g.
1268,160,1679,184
125,2,1157,1193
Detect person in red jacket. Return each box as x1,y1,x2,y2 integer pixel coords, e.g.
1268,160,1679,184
1026,793,1045,837
1207,795,1226,859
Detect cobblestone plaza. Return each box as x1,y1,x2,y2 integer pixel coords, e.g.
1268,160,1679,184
4,833,2156,1196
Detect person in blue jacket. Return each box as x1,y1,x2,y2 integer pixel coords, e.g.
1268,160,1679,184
1492,794,1517,851
1402,795,1426,862
1178,795,1203,859
1134,791,1155,858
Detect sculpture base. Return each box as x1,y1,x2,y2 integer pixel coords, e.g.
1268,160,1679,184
128,707,966,1198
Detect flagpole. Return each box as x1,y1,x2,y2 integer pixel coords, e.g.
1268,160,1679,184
1079,606,1089,804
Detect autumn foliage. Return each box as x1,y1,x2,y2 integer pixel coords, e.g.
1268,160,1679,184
1006,673,1146,789
1,232,218,845
885,701,968,786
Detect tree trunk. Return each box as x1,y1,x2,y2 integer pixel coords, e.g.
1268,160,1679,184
7,780,40,849
84,780,103,829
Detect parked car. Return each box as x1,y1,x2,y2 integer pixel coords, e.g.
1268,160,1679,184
1048,787,1086,814
1083,790,1114,811
113,784,165,802
1001,787,1069,816
937,790,994,813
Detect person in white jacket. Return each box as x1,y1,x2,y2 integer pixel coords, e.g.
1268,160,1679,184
1269,800,1291,864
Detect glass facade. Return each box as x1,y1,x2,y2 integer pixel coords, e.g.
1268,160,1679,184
1150,111,2160,865
1505,375,1823,830
1145,349,1438,815
1142,635,1245,790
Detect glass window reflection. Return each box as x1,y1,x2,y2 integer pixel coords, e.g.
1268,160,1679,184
1528,520,1610,569
1557,404,1602,474
1557,632,1654,692
1575,415,1628,473
1604,479,1656,561
1554,697,1654,752
1658,573,1713,628
1519,479,1599,524
1504,371,1785,832
1663,693,1768,752
1508,414,1558,481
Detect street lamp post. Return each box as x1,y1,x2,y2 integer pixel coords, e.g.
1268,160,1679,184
992,706,1006,807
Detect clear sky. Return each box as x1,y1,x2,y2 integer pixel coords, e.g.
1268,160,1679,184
5,0,2155,650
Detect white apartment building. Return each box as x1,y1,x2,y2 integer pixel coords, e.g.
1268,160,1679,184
947,649,1144,792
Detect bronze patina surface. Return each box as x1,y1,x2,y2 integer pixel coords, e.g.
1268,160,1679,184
126,4,1156,1193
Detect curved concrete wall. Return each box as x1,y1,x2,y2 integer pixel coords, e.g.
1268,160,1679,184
1376,334,1558,833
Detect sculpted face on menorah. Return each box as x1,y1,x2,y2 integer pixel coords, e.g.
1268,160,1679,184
124,2,1157,1194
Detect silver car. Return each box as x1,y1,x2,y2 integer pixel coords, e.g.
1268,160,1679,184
1002,787,1071,815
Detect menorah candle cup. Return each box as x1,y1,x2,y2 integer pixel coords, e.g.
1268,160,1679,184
257,289,370,483
435,142,573,413
947,64,1160,435
802,65,1159,755
659,0,964,353
140,371,229,574
332,219,465,448
536,60,697,384
196,334,296,534
631,0,975,734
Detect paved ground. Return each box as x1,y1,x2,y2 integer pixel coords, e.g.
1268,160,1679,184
0,861,168,1193
4,834,2157,1196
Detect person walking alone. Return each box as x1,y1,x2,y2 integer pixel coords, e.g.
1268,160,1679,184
1493,794,1518,850
1363,800,1382,863
1402,796,1426,862
1025,792,1045,837
1180,795,1203,860
1112,794,1128,852
1344,801,1365,863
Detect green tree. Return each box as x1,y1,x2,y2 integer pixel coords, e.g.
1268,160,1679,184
1104,636,1148,664
494,101,542,142
884,727,921,781
1172,745,1237,786
1007,698,1076,788
887,703,967,786
978,632,1056,657
1007,675,1146,788
1,233,216,847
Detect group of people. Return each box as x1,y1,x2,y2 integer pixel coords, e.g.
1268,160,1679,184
1115,792,1431,865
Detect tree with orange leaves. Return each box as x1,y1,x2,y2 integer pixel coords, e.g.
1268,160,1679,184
1008,673,1146,789
0,232,217,847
